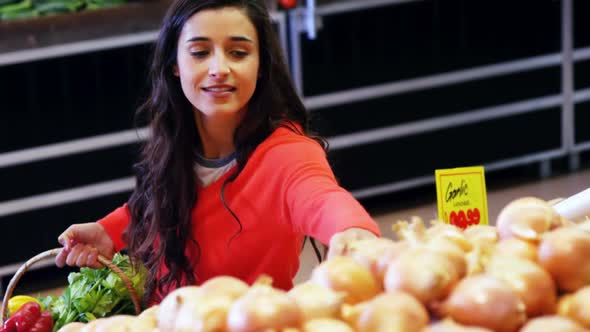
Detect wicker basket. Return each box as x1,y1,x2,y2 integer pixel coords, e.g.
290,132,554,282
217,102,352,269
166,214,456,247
0,248,141,325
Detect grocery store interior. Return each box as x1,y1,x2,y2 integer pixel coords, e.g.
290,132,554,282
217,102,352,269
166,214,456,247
1,0,590,302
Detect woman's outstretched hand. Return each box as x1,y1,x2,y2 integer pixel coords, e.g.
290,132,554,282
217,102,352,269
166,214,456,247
55,222,115,269
326,227,378,260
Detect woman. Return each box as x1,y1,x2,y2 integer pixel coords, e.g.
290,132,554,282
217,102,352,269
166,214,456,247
55,0,380,304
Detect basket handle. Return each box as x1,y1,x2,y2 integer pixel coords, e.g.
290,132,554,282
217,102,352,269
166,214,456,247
0,248,141,324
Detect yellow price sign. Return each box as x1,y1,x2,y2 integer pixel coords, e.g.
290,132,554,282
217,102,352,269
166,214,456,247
435,166,489,229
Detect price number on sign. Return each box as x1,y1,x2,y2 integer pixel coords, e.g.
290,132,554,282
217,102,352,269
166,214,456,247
449,208,481,229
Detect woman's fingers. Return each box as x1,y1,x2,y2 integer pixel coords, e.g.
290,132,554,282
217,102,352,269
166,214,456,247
56,244,102,268
66,244,84,266
55,248,69,268
87,247,101,269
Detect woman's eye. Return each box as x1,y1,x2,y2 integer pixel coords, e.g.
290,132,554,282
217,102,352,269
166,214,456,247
231,50,248,58
190,50,209,58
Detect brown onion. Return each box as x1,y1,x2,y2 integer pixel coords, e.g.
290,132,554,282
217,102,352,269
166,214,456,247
384,247,460,306
486,255,556,317
422,319,494,332
436,274,526,332
519,316,587,332
494,238,538,262
310,256,381,304
496,197,561,241
342,292,429,332
287,281,345,321
226,277,302,332
303,318,354,332
558,286,590,328
538,227,590,292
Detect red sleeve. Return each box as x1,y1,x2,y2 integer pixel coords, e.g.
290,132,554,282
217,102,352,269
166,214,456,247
270,139,381,245
97,204,131,252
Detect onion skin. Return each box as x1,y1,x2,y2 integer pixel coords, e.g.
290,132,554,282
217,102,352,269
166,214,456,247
310,256,381,304
287,281,345,321
426,223,473,252
345,292,429,332
463,225,498,247
494,238,538,262
424,238,468,279
226,283,302,332
486,255,556,317
558,286,590,328
157,286,201,332
496,197,561,241
422,319,494,332
374,241,410,284
519,316,587,332
200,276,250,300
347,238,401,284
137,305,159,328
384,248,460,306
303,318,355,332
436,275,526,332
538,227,590,292
56,322,85,332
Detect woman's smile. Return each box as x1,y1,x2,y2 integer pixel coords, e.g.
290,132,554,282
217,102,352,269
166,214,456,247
201,84,237,98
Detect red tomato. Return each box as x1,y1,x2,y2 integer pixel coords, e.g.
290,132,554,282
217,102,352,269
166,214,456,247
279,0,297,9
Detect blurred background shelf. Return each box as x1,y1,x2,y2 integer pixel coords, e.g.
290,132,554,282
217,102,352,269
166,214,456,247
0,0,171,60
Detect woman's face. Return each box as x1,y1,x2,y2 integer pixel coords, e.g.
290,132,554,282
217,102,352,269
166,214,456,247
175,7,260,118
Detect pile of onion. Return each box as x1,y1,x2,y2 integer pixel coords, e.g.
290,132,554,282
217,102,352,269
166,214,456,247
519,316,587,332
558,285,590,328
341,291,429,332
485,254,556,317
345,237,405,285
303,318,355,332
384,246,461,307
493,238,538,262
158,286,233,332
226,276,302,332
287,281,345,321
423,319,494,332
537,226,590,292
435,274,527,332
463,225,498,247
310,256,381,304
496,196,562,241
393,219,468,277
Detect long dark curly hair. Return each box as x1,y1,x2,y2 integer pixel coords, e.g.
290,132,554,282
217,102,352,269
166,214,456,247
124,0,326,303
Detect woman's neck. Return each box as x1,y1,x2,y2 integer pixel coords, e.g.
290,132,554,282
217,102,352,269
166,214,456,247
194,111,242,159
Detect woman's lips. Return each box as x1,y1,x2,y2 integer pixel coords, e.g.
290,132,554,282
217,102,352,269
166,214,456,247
201,86,236,97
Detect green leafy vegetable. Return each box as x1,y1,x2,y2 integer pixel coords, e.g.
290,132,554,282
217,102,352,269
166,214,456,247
39,253,147,332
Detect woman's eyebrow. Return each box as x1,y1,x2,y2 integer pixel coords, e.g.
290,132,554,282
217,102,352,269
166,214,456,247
185,36,254,43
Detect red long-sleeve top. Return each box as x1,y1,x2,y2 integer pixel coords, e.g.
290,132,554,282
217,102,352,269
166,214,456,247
98,125,380,298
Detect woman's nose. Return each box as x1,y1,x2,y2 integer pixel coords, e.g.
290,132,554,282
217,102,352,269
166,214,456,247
208,55,230,78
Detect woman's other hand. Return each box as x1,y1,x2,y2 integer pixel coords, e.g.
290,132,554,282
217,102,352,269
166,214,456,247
326,227,379,260
55,222,115,268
